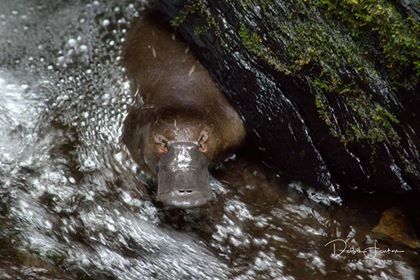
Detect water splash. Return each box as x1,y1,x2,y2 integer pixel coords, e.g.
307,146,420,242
0,0,418,279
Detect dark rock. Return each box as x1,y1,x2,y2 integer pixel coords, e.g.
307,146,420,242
372,207,420,250
152,0,420,195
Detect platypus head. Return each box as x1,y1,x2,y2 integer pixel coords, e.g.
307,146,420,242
144,117,214,208
157,142,211,208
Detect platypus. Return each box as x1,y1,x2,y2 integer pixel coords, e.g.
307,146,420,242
122,14,245,208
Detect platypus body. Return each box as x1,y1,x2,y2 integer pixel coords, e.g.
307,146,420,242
122,14,245,208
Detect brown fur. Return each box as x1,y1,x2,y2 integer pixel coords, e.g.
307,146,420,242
122,15,245,175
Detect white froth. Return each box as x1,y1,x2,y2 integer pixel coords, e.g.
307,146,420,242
173,145,193,171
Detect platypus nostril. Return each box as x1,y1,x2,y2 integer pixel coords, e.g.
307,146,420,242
176,189,194,195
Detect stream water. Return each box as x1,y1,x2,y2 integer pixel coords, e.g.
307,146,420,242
0,0,418,279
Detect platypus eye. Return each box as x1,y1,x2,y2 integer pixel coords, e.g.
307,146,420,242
154,134,169,154
198,129,209,153
158,145,168,154
199,142,207,153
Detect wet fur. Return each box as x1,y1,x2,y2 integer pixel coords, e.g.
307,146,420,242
122,13,245,176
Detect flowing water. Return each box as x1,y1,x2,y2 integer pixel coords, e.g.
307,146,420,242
0,0,419,279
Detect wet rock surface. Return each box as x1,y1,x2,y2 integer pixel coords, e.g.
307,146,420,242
154,0,420,194
372,208,420,250
0,0,419,279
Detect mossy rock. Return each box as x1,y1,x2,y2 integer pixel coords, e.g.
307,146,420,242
154,0,420,193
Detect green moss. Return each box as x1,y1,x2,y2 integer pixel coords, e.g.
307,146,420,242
170,1,203,28
170,0,219,36
260,1,404,145
238,24,292,75
315,92,341,138
236,1,404,145
344,95,400,144
239,24,261,51
310,0,420,89
313,77,400,144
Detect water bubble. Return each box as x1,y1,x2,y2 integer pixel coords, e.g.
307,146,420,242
79,44,88,52
102,19,110,27
68,38,77,47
